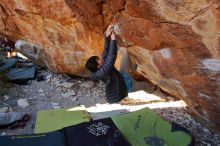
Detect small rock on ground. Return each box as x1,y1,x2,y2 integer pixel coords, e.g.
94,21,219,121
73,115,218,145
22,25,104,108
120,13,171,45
17,99,29,108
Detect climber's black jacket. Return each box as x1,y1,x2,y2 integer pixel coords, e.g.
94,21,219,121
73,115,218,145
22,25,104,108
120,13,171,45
90,36,127,103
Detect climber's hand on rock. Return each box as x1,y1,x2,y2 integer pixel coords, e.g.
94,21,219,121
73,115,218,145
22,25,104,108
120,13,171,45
105,24,114,37
111,31,116,40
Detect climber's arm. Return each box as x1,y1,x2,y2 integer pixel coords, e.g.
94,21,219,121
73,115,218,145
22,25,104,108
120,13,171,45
101,36,110,61
101,24,114,60
90,35,117,81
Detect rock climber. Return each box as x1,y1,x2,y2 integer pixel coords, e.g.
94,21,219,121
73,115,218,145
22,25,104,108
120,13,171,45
85,24,155,103
85,24,128,103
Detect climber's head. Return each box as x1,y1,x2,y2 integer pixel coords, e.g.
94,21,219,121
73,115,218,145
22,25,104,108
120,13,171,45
85,56,103,73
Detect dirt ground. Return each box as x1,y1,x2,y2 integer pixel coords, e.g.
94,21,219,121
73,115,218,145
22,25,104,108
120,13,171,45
0,70,219,146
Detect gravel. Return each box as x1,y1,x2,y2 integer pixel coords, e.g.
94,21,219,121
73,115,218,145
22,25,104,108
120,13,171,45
0,70,219,146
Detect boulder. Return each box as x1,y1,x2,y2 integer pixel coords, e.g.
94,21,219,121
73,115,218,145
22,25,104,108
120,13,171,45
0,0,219,132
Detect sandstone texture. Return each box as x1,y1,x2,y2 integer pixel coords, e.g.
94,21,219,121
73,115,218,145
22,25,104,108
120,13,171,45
0,0,219,132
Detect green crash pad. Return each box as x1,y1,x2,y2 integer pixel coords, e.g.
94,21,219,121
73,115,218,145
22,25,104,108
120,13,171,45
112,108,192,146
34,106,91,134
